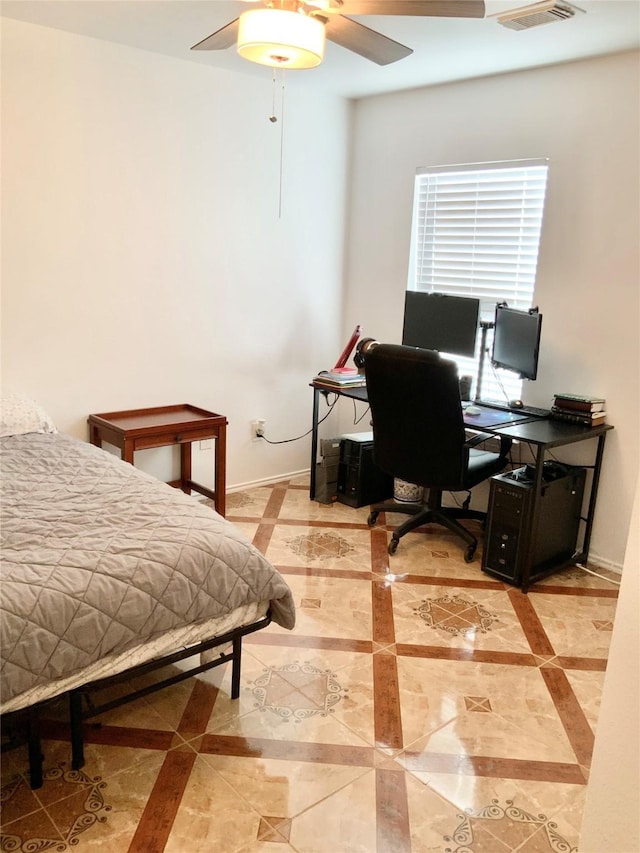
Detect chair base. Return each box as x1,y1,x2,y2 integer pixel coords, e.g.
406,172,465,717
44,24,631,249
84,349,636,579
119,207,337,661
368,492,486,562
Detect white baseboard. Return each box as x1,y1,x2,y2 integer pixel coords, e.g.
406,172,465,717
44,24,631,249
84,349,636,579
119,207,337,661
583,553,623,575
227,469,310,493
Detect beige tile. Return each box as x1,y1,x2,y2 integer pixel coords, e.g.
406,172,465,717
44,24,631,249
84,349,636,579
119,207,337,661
162,755,272,853
0,772,43,826
420,777,586,853
87,687,178,732
1,807,65,850
413,775,584,852
49,751,166,851
71,735,175,784
419,770,585,832
200,753,371,820
287,475,310,487
391,583,532,653
529,593,618,657
404,771,513,853
264,525,373,572
225,487,274,517
288,770,379,852
234,521,262,541
279,489,373,523
208,647,374,748
235,841,297,852
265,573,373,639
564,668,606,731
381,524,489,579
396,658,576,764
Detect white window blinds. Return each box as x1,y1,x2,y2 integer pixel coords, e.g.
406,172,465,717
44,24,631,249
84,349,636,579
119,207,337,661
407,160,549,401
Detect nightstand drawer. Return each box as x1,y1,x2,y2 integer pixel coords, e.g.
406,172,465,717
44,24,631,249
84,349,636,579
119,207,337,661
134,427,217,451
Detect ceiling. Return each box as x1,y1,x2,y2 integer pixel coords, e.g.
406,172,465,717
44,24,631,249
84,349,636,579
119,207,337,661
1,0,638,98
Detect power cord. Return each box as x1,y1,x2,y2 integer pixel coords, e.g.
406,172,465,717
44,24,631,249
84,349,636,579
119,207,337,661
256,395,338,445
352,399,371,425
573,563,621,586
257,391,371,445
489,361,511,404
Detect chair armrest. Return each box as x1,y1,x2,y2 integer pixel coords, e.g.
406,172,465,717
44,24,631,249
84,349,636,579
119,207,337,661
464,432,513,458
464,432,494,448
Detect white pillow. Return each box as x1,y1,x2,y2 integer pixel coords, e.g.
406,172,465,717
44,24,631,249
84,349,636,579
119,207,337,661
0,393,57,437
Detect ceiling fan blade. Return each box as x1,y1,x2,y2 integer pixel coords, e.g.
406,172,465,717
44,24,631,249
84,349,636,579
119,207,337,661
325,15,412,65
191,19,239,51
337,0,485,17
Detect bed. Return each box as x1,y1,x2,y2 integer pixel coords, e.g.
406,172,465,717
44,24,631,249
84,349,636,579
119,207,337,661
0,395,295,786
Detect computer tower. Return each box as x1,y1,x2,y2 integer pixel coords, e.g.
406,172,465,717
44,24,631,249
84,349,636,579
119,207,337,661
482,464,586,586
337,434,393,508
313,437,342,504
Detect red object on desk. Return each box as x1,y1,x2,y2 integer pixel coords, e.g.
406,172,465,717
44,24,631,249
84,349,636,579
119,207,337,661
333,325,362,369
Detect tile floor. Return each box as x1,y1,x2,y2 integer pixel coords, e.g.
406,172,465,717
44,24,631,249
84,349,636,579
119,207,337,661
1,477,620,852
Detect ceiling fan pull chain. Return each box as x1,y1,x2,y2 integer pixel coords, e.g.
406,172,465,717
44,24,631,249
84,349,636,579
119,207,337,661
278,69,286,219
269,68,278,123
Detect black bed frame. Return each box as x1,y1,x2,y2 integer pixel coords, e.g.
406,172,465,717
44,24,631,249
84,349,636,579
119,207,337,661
2,612,271,788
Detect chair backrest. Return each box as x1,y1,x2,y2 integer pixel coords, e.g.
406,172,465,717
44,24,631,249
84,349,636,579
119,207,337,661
365,343,468,490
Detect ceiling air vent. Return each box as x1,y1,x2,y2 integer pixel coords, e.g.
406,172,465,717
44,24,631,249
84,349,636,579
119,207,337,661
497,1,585,31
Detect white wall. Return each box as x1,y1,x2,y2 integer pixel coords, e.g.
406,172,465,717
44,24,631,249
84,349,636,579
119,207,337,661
579,463,640,851
2,21,638,569
343,51,640,569
1,18,350,488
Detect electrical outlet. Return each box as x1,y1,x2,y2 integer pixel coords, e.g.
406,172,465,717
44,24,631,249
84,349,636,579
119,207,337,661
251,419,266,440
199,439,213,451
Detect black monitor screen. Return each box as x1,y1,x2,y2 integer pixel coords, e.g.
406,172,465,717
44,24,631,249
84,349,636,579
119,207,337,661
402,292,480,358
491,305,543,380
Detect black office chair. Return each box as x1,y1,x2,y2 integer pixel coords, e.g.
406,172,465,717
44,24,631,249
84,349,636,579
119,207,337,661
365,344,511,562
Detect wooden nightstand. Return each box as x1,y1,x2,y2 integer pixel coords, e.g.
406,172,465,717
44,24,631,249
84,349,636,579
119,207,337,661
88,404,227,516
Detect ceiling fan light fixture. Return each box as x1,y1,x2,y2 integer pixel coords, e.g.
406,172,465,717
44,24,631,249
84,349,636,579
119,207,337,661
237,9,325,69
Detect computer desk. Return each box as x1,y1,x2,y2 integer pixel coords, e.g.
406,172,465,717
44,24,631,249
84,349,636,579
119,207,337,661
309,382,613,591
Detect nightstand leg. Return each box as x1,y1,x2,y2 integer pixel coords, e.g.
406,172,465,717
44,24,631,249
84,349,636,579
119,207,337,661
215,429,226,517
180,443,192,494
122,439,134,465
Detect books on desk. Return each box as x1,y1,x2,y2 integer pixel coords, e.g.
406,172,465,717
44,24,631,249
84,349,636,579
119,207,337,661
551,393,607,426
553,393,605,413
313,369,367,389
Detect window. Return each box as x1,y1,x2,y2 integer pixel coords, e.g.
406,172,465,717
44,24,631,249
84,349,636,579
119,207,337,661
407,159,549,401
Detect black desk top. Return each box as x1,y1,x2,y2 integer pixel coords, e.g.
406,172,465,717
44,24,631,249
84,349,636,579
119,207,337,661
487,416,613,447
312,384,613,447
312,382,369,402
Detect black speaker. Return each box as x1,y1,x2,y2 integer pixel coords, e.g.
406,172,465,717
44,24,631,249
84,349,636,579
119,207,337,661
482,465,586,586
337,436,393,508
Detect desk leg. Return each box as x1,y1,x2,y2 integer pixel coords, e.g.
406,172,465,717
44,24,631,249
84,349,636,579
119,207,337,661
310,388,320,500
580,432,608,562
215,427,227,518
520,445,546,593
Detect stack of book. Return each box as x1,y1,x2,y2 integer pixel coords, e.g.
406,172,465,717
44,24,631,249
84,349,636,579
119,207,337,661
550,393,606,426
313,368,367,389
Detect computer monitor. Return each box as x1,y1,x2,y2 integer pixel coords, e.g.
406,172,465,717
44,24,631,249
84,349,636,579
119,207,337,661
402,292,480,358
491,304,543,380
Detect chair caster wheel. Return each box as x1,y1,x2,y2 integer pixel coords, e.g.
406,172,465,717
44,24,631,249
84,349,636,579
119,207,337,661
388,538,399,555
464,545,476,563
367,512,379,527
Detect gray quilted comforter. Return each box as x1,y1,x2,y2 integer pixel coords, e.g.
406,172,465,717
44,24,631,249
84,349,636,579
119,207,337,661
0,432,295,710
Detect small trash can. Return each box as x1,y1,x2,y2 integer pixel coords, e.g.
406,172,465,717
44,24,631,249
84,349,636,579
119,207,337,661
393,478,424,503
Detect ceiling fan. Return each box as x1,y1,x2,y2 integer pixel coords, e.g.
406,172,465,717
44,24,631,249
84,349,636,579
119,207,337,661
191,0,486,69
